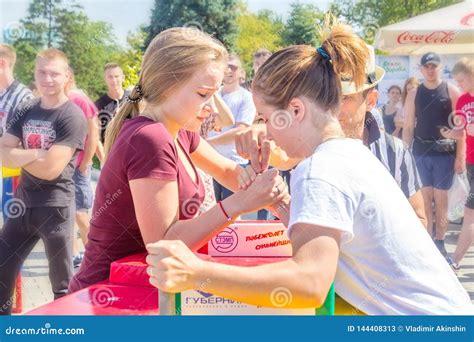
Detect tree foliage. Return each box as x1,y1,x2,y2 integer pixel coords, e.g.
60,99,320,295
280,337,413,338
281,3,323,46
10,0,121,99
235,9,284,71
144,0,240,50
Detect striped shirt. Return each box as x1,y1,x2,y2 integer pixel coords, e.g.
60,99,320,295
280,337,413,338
365,111,422,198
0,80,33,137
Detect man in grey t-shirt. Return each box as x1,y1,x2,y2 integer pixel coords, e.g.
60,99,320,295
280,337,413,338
207,54,256,202
0,44,34,138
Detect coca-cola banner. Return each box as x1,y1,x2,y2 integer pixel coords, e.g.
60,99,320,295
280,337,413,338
396,31,458,45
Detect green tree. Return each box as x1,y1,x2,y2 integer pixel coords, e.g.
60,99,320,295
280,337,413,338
281,3,323,46
236,9,284,70
144,0,240,50
110,28,146,89
11,0,119,99
330,0,462,44
11,0,81,82
57,13,119,99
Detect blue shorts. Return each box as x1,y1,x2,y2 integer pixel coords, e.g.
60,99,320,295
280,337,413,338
73,166,93,212
414,154,455,190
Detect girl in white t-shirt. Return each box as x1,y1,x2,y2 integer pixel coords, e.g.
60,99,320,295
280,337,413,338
145,17,473,315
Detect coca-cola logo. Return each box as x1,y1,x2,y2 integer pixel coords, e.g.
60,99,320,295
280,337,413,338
460,13,474,26
396,31,457,45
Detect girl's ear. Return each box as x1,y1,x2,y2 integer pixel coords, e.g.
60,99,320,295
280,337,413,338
288,97,306,123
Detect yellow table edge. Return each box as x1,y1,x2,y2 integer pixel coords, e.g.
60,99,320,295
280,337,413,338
2,167,21,178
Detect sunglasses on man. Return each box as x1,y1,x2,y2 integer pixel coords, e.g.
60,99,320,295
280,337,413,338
228,64,239,72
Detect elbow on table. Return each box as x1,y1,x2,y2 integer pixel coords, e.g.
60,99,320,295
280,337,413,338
295,276,329,309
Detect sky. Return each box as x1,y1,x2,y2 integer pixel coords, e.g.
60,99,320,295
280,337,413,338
0,0,331,47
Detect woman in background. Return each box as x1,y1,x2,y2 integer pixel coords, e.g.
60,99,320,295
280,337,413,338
382,85,402,136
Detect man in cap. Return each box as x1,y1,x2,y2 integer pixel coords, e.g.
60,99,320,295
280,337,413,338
403,52,462,258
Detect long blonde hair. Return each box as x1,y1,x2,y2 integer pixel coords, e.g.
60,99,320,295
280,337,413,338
252,15,369,115
104,27,228,158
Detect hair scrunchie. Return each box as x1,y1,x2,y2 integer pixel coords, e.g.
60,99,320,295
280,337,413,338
317,47,331,61
126,84,144,104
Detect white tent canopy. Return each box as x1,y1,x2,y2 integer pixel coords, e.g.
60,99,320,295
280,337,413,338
375,1,474,55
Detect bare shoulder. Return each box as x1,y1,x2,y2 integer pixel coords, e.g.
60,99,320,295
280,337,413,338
447,82,461,98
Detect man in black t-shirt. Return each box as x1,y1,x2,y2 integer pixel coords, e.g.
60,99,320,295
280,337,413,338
0,49,86,315
403,52,462,259
94,63,129,162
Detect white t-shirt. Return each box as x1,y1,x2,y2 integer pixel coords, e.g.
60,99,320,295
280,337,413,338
208,87,255,164
288,138,473,315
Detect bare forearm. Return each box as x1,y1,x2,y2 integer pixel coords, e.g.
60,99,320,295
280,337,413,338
164,193,245,251
80,118,100,167
268,197,291,227
80,134,99,168
456,137,466,161
96,142,105,164
212,163,242,193
208,127,246,145
24,148,69,180
24,157,60,180
195,258,321,308
2,148,41,168
402,126,414,146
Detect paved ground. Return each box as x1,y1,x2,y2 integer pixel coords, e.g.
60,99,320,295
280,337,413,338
2,171,474,313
